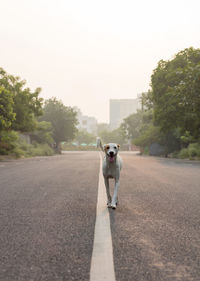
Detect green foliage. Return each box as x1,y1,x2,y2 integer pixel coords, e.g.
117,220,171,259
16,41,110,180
12,87,43,132
0,87,16,130
0,130,18,155
25,143,54,157
75,129,96,145
134,124,162,147
178,148,189,159
40,98,78,145
30,121,54,145
62,144,97,151
99,126,125,146
14,141,54,158
129,47,200,157
162,129,181,156
121,110,144,140
97,123,110,136
188,143,200,158
151,47,200,140
178,143,200,159
0,130,53,157
0,67,43,132
121,109,163,147
180,130,195,145
121,106,181,156
140,91,154,110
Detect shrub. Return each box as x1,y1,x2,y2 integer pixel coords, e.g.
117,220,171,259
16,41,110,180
189,147,197,158
188,143,200,158
178,148,189,159
171,151,179,158
0,131,54,158
13,147,25,158
28,144,54,156
0,130,18,155
178,143,200,159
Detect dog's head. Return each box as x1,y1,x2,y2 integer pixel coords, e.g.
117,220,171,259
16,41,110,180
104,143,120,162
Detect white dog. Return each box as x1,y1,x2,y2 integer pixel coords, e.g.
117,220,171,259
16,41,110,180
97,137,122,209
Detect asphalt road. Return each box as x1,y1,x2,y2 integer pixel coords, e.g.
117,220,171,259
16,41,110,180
0,153,99,281
110,153,200,281
0,152,200,281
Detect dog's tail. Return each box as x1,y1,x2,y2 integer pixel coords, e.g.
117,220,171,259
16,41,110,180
96,137,104,152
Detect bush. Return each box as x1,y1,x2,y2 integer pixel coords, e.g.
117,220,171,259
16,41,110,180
0,130,54,158
143,146,149,155
63,144,97,151
188,143,200,158
12,147,25,158
189,147,197,158
178,143,200,159
16,143,54,157
0,130,18,155
27,144,54,156
178,148,189,159
171,151,179,158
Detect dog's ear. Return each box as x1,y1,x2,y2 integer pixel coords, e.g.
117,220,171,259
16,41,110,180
117,144,120,150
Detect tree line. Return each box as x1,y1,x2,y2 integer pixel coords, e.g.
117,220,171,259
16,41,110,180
1,46,200,158
0,67,77,157
121,47,200,158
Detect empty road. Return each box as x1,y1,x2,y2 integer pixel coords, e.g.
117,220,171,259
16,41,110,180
0,152,200,281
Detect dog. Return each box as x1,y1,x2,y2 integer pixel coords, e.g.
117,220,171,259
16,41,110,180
97,137,122,209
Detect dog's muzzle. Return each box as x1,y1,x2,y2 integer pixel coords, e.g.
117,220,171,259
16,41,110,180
108,151,115,162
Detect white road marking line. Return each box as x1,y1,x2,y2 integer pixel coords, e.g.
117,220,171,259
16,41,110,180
90,152,116,281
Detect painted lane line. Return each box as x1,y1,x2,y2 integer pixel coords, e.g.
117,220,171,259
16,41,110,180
90,152,116,281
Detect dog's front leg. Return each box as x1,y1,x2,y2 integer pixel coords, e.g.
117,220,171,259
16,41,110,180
104,177,112,207
111,179,120,209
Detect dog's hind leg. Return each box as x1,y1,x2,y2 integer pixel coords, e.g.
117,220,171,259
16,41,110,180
112,180,120,209
104,177,112,208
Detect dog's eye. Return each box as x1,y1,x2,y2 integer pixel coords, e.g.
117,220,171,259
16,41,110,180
107,145,110,149
114,146,117,149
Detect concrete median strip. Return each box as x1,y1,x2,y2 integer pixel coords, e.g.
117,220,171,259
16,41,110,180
90,152,116,281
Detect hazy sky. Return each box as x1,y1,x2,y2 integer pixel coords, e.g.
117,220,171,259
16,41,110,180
1,0,199,123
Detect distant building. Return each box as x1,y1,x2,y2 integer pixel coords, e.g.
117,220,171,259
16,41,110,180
109,97,141,129
74,107,97,135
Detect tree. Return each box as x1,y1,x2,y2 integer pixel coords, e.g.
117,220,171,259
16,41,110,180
0,86,17,155
75,130,96,145
140,91,154,110
12,87,43,132
151,47,200,141
121,110,155,144
0,130,18,155
0,67,43,132
40,98,78,147
121,110,144,140
121,109,174,154
99,127,125,146
0,87,15,130
30,121,54,145
97,123,110,136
